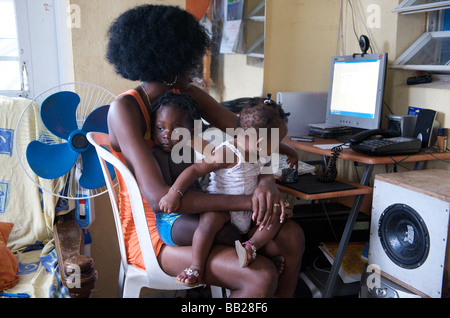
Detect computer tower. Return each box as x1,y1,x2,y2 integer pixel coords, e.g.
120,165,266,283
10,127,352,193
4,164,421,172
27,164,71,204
386,115,417,137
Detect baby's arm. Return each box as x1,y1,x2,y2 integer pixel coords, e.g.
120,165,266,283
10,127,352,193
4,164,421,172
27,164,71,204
279,142,298,169
159,146,235,213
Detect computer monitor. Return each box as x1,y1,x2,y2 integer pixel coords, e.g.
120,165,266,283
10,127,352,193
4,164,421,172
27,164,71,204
325,53,388,131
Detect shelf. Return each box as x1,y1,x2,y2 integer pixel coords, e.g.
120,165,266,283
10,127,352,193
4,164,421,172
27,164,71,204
277,177,372,201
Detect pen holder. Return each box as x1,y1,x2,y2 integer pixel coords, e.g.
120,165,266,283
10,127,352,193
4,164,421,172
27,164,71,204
437,128,448,152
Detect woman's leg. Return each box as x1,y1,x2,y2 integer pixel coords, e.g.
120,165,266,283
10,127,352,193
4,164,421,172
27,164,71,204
257,220,305,298
158,244,278,298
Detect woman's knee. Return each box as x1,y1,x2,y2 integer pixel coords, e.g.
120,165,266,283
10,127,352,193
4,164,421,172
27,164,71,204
249,262,279,297
206,246,278,297
229,261,278,298
278,220,305,257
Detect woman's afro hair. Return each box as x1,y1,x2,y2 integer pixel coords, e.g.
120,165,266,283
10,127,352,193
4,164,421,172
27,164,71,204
106,5,210,82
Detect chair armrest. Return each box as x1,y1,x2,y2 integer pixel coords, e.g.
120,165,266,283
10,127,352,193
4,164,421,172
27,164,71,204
53,210,97,298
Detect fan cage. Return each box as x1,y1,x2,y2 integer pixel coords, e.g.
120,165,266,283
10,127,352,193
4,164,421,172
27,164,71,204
15,82,117,200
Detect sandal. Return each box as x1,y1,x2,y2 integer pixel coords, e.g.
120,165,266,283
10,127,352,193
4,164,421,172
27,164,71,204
235,240,257,268
176,267,203,287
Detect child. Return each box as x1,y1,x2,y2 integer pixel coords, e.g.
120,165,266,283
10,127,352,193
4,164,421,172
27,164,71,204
150,92,206,249
159,95,293,286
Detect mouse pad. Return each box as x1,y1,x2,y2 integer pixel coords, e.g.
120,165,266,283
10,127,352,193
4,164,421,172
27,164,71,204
277,174,356,194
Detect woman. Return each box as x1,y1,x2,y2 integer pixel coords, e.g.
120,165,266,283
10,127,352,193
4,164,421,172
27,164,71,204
106,4,304,297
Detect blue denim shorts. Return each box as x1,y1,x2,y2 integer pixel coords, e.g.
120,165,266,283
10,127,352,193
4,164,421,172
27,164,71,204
155,213,182,246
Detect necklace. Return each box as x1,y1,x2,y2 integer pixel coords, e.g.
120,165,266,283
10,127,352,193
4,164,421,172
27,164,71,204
140,82,152,110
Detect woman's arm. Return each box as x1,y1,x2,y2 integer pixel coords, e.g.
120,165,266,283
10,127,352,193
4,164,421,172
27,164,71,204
108,95,251,214
184,86,293,222
159,147,232,213
184,85,238,132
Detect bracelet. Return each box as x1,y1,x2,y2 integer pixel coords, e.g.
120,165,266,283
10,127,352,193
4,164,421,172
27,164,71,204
170,188,184,197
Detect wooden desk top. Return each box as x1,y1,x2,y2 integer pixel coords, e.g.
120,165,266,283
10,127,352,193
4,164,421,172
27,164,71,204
284,136,450,165
277,177,372,201
375,169,450,203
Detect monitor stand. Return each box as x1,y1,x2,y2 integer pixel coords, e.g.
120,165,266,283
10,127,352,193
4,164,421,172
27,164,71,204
335,128,366,143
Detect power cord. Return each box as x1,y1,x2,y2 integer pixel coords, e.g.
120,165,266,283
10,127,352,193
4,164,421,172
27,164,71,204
318,145,344,183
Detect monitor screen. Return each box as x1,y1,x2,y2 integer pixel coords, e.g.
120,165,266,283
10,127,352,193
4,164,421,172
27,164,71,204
325,53,388,130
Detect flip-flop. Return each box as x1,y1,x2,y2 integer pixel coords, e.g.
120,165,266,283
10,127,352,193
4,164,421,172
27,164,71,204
176,268,203,287
235,240,257,268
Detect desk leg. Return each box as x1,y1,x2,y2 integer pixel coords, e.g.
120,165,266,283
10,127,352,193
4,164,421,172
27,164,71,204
414,161,424,170
323,164,374,298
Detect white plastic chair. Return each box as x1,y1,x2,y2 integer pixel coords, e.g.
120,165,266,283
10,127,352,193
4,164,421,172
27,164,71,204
87,132,227,298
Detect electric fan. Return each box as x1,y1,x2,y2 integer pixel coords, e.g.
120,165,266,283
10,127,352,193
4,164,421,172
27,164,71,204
15,82,116,201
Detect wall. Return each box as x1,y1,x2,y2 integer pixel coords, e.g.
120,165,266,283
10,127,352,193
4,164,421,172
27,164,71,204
68,0,450,297
69,0,184,298
264,0,449,177
70,0,183,96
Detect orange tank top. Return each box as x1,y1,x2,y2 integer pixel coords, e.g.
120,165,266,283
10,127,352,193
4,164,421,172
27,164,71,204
111,89,163,270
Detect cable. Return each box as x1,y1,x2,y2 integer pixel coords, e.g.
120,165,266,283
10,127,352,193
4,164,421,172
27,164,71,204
347,0,360,44
354,0,379,53
388,155,413,172
318,145,344,183
336,0,344,56
419,149,450,163
321,201,339,242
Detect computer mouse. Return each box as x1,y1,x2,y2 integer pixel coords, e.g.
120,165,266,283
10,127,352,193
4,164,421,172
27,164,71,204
281,168,298,183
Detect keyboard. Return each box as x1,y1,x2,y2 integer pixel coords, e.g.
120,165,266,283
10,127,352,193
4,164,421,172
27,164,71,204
350,137,422,156
274,155,316,175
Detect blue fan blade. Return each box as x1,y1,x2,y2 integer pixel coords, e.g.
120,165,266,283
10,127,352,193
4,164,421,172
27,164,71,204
79,146,106,189
26,141,78,179
41,91,80,140
81,105,110,133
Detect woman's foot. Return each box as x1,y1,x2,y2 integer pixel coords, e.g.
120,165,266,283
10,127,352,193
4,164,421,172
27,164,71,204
176,266,203,286
235,240,257,268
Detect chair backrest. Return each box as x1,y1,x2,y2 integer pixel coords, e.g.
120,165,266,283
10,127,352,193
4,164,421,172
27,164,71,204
86,132,164,279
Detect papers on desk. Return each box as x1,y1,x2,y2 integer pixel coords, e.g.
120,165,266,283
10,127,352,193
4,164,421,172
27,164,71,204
319,242,368,283
314,144,349,150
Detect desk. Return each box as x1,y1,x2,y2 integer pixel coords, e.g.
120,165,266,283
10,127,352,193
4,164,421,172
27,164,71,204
282,137,450,298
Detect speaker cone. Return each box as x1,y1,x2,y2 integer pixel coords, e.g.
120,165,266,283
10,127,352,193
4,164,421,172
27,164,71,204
378,204,429,269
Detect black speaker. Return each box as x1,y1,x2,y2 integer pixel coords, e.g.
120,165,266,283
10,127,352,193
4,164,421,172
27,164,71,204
386,115,417,137
413,109,437,147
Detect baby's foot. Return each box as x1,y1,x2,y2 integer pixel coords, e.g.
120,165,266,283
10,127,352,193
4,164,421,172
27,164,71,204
235,240,257,268
176,266,203,286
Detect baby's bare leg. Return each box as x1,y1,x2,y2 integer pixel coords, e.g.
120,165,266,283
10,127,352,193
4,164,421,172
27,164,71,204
177,212,230,284
236,220,283,269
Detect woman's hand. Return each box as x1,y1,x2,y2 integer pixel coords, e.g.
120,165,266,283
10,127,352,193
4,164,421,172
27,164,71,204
252,174,289,229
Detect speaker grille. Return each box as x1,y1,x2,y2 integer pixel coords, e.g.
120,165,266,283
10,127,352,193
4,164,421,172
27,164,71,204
378,204,430,269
